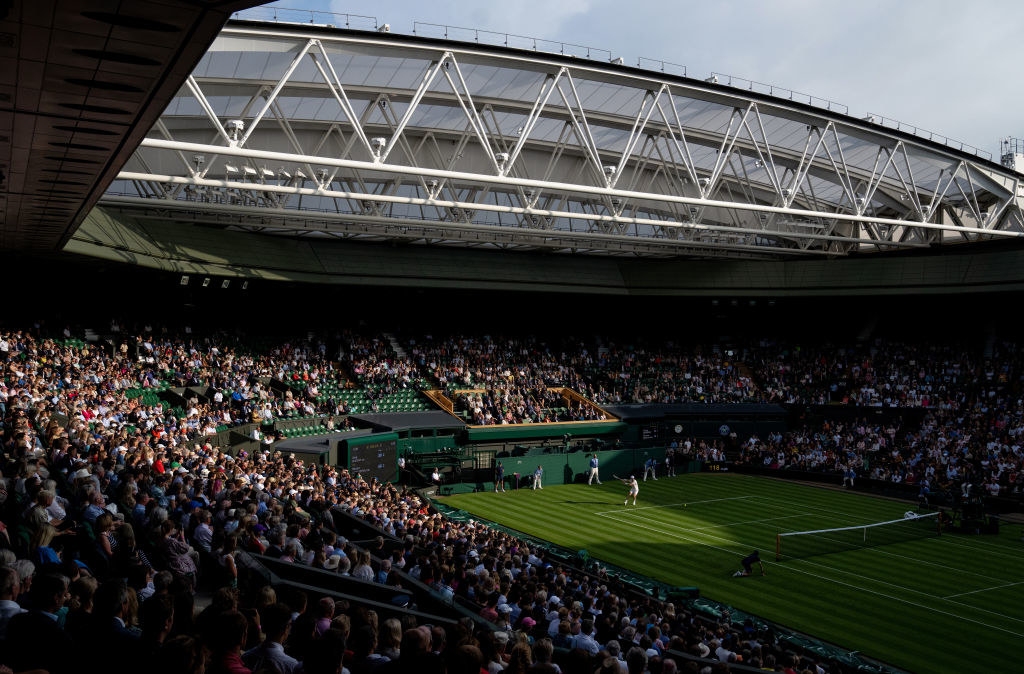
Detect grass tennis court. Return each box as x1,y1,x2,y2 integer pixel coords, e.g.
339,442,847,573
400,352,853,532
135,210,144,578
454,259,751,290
442,473,1024,674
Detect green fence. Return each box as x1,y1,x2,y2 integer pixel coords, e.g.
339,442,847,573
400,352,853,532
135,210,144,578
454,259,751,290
466,421,626,442
481,448,701,490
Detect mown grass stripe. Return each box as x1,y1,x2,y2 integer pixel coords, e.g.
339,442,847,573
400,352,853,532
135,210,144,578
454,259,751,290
442,474,1021,674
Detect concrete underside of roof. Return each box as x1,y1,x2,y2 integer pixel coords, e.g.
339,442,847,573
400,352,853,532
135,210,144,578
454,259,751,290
0,0,263,251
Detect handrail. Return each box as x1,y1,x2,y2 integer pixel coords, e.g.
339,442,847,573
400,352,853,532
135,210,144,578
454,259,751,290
864,113,992,161
230,6,378,30
424,389,454,414
221,8,994,162
637,57,687,77
412,21,612,62
708,72,848,115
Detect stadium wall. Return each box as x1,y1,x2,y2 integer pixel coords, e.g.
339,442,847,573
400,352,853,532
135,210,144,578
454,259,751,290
469,448,699,490
69,208,1024,296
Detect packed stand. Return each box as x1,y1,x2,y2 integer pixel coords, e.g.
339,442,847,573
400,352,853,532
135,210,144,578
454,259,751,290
737,406,1024,502
6,323,1020,674
749,339,1024,407
582,341,760,405
404,334,594,393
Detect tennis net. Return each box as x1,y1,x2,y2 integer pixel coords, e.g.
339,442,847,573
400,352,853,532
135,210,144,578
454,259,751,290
775,511,940,561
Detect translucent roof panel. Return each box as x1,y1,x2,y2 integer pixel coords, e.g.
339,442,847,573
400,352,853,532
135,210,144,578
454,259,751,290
103,25,1024,260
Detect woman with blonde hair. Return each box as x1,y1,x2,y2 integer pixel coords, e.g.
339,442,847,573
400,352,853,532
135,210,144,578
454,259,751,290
95,511,120,562
30,522,61,566
352,550,374,582
380,617,403,660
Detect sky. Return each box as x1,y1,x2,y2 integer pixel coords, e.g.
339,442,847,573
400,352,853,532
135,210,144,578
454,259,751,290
253,0,1024,160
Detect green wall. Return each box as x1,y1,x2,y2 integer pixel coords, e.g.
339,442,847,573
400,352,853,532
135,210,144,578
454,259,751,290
466,421,627,443
399,435,457,454
491,448,701,489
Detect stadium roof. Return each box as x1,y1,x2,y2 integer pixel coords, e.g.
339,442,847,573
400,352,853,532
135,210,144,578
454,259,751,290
0,0,262,250
98,14,1024,260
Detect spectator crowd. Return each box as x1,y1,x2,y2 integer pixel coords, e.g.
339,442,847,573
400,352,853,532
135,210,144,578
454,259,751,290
2,321,1023,674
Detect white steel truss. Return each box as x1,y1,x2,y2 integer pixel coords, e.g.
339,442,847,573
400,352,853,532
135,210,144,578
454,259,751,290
103,23,1024,258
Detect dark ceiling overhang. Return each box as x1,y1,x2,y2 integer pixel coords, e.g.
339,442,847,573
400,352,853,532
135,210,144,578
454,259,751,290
0,0,265,250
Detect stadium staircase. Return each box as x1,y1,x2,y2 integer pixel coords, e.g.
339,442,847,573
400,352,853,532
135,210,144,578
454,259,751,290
383,332,408,359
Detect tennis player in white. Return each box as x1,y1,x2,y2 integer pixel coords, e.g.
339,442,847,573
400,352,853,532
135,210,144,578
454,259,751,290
621,475,639,506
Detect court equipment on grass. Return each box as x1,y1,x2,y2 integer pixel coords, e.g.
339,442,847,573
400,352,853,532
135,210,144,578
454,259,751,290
775,511,940,561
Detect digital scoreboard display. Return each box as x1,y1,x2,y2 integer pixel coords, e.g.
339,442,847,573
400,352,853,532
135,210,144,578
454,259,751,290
348,438,398,483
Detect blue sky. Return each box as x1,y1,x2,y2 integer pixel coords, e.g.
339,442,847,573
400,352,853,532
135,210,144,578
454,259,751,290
252,0,1024,160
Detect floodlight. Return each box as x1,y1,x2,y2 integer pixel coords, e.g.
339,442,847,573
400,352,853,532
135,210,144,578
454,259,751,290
202,278,211,287
180,275,189,286
226,119,245,142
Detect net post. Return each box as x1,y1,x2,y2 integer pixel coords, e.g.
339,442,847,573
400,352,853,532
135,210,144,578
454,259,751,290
775,533,781,561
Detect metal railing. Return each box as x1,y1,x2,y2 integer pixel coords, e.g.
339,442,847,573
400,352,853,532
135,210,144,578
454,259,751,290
226,8,995,161
864,113,992,161
708,72,848,115
636,57,687,77
230,6,378,31
411,21,612,62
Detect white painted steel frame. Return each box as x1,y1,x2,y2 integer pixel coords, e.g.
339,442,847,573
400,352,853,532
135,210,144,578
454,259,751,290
105,24,1024,258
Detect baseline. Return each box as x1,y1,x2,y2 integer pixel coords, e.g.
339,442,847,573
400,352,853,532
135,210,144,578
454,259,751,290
594,510,1024,638
594,495,754,516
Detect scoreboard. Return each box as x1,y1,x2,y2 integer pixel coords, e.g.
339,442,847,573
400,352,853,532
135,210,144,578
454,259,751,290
342,434,399,483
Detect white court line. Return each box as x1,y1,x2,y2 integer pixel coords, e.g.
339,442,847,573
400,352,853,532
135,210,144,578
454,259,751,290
675,513,814,532
594,495,753,515
595,510,1024,637
944,581,1024,599
753,495,1024,563
613,492,1007,583
923,533,1024,560
704,501,1024,622
771,521,1014,585
790,557,1024,626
